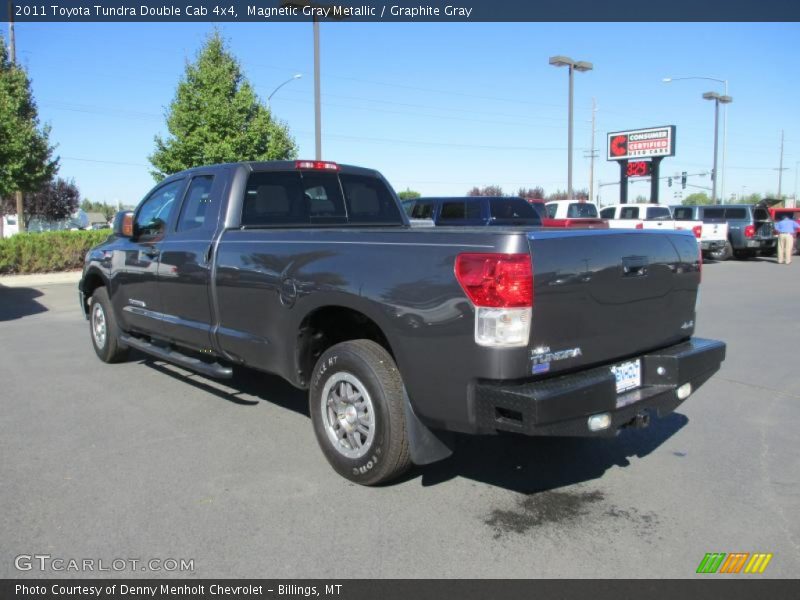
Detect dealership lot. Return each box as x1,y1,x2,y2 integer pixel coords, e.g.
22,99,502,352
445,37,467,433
1,258,798,578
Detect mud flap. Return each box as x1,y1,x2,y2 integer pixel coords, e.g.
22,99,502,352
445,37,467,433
403,388,454,465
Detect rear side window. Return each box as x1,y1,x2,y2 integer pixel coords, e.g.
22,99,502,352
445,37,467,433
440,200,481,221
725,208,747,220
177,175,215,232
489,198,540,223
545,204,557,218
703,207,725,220
241,171,402,227
646,207,671,220
408,200,434,219
599,207,615,219
673,207,693,221
620,206,639,220
340,174,403,224
567,203,598,218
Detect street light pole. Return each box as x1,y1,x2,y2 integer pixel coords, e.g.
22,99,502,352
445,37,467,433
550,56,593,199
663,76,729,201
702,91,732,204
267,73,303,104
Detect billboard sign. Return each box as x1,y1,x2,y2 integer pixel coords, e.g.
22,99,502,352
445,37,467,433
607,126,676,161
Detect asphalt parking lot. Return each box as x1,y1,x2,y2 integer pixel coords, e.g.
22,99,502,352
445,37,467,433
1,257,798,579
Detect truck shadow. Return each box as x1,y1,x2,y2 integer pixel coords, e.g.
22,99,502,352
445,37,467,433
140,357,310,416
0,284,48,321
138,353,686,494
415,413,688,494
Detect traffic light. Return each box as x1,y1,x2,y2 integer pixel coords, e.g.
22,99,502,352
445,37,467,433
681,172,687,189
668,177,673,187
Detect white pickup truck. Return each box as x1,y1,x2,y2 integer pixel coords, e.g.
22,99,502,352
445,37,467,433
599,204,728,259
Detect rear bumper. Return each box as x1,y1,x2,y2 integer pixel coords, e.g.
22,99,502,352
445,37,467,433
474,338,725,437
701,240,725,251
744,238,775,249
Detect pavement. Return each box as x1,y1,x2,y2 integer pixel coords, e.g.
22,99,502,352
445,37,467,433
1,258,798,579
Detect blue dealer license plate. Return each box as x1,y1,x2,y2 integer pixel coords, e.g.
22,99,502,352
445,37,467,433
611,359,641,394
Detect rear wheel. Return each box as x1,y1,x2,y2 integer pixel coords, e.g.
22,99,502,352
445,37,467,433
309,340,411,486
707,241,732,261
89,287,129,363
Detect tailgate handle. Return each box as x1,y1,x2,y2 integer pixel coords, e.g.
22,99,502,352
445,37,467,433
622,256,648,277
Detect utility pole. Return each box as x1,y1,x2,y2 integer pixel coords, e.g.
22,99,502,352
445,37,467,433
8,4,24,232
777,129,785,201
7,0,15,63
589,98,596,205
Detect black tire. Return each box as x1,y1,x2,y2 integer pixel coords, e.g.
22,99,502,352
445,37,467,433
707,241,732,261
89,287,129,363
309,340,411,486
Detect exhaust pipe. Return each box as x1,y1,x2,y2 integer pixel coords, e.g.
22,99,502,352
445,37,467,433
633,411,650,429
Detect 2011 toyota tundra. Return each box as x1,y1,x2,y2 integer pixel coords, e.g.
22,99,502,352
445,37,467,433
79,160,726,485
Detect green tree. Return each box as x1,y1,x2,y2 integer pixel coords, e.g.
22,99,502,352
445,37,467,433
0,36,59,232
467,185,504,196
81,199,117,222
682,192,712,206
149,31,297,181
397,188,421,200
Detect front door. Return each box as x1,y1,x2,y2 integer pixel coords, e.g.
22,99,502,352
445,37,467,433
111,178,185,336
157,172,224,350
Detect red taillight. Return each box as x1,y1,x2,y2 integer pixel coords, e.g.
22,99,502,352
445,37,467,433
455,253,533,308
744,225,755,238
635,222,644,229
295,160,339,171
692,225,702,238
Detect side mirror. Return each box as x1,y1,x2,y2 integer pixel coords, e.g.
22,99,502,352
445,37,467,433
113,211,135,238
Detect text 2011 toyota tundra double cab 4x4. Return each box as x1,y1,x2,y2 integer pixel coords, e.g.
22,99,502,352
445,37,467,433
79,160,726,485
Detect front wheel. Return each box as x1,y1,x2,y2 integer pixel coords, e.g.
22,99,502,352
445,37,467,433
309,340,411,486
89,287,129,363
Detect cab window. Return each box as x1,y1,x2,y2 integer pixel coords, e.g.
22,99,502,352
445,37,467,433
177,175,215,232
136,179,183,240
599,207,615,219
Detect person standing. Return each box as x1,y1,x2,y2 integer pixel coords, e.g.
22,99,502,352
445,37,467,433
775,214,800,265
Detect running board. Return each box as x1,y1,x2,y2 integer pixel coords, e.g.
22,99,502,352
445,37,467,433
120,335,233,379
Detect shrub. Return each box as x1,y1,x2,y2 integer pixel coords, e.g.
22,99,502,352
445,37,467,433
0,230,112,275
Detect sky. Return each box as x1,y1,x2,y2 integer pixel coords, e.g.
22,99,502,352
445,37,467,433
8,21,800,207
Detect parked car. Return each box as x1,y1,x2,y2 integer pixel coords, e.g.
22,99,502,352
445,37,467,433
402,196,542,227
683,202,776,260
79,160,725,485
670,205,731,261
543,200,608,228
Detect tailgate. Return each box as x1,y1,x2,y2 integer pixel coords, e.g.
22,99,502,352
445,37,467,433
526,230,700,375
701,221,728,241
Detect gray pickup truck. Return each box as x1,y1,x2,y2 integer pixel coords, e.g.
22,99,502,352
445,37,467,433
79,160,726,485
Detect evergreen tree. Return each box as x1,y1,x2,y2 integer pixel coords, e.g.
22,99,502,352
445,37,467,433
0,36,59,228
149,31,297,180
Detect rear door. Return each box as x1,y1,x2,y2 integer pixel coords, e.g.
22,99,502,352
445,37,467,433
157,170,226,350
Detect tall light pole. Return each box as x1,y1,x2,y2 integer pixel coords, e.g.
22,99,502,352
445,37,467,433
702,91,733,204
549,56,593,198
267,73,303,105
663,76,729,202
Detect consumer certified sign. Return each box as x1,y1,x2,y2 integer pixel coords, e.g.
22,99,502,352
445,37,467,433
607,126,676,161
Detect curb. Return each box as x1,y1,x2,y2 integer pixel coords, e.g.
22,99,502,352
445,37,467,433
0,270,82,288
